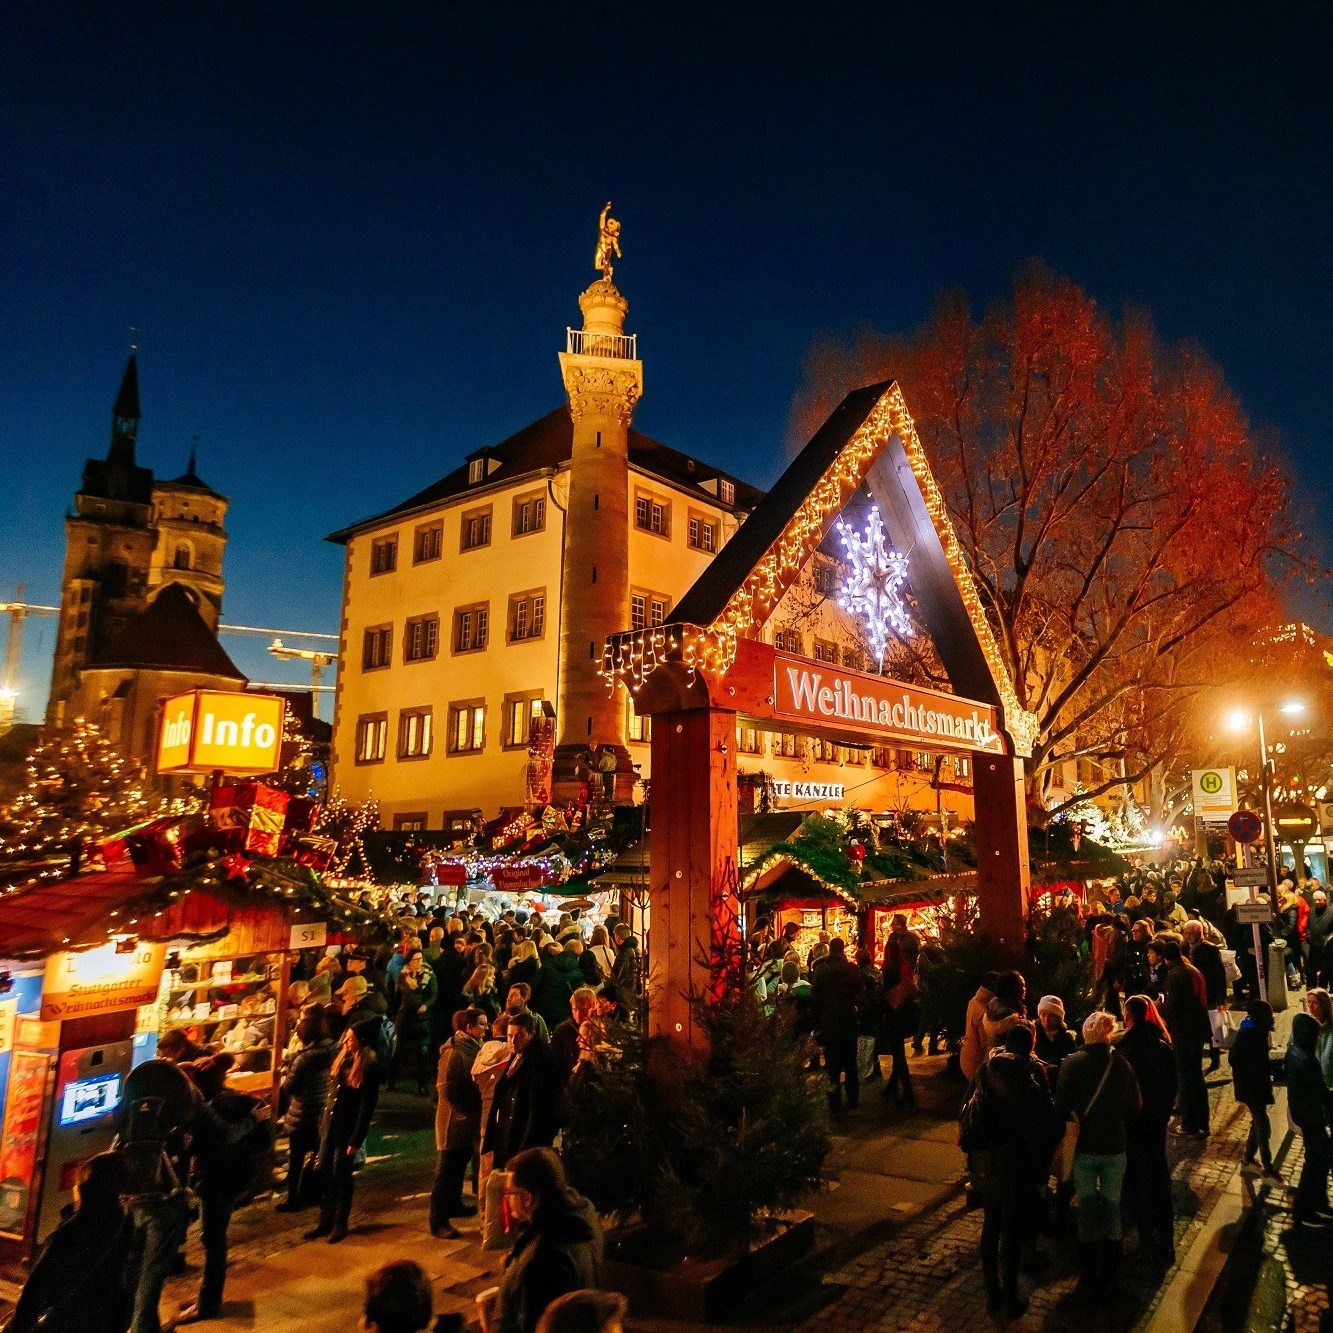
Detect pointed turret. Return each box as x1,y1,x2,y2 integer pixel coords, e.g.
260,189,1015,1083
108,352,141,471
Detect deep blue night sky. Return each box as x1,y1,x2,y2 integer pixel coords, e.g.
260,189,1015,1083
2,4,1330,713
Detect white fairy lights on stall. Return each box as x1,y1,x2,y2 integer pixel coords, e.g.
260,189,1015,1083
834,505,911,671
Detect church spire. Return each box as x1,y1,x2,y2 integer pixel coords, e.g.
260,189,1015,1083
108,352,141,468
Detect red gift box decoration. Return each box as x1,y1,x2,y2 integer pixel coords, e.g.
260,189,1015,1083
209,782,290,857
292,834,337,873
122,814,208,875
285,797,318,835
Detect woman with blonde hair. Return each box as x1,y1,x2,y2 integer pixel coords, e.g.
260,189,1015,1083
306,1019,383,1244
502,938,541,1004
587,925,618,980
463,963,501,1021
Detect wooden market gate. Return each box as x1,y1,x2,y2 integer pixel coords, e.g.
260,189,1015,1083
604,382,1039,1054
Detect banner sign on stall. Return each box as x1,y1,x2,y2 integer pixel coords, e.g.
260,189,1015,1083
1192,768,1238,824
493,864,547,892
0,999,15,1061
289,922,327,951
40,942,167,1023
0,1050,51,1238
772,653,1005,754
157,690,285,775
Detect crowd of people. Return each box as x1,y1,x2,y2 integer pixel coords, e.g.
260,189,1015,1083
6,892,642,1333
11,856,1333,1332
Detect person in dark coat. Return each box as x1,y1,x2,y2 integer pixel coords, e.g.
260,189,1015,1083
1034,994,1078,1082
1118,996,1179,1268
306,1019,383,1244
483,1012,561,1169
808,937,864,1113
177,1053,272,1323
1182,920,1228,1072
612,926,642,1000
856,948,885,1082
431,1007,486,1237
277,1005,336,1211
501,941,542,1006
487,1148,603,1333
964,1022,1060,1319
1229,1000,1280,1178
8,1152,134,1333
1308,890,1333,989
1057,1011,1142,1299
1285,1012,1332,1225
1153,937,1211,1137
548,987,602,1091
392,949,439,1094
531,945,586,1033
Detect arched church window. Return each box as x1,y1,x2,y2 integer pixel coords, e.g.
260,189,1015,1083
173,544,192,570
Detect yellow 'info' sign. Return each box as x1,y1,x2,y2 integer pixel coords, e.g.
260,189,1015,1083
157,689,285,775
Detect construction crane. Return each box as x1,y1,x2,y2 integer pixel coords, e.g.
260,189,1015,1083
267,639,339,719
0,589,339,723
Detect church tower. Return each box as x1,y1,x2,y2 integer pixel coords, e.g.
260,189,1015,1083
552,207,643,797
49,354,158,719
48,354,232,728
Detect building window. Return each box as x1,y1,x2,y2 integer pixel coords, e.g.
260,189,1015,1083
404,614,439,662
814,737,839,763
813,639,838,664
870,745,892,768
393,812,428,832
448,701,486,754
634,493,670,537
512,493,547,537
370,536,398,575
460,507,493,552
355,714,387,764
719,479,735,506
688,513,718,553
954,756,972,780
362,625,392,671
173,543,192,570
414,523,443,564
915,752,934,772
737,725,762,754
628,705,652,744
468,458,485,484
774,628,801,654
453,604,489,653
398,707,433,760
774,732,797,758
504,694,545,748
630,591,668,632
508,590,547,642
814,561,839,596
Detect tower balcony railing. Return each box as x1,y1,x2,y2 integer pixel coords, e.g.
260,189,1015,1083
566,328,637,360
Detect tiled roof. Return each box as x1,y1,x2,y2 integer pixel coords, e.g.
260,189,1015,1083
326,405,764,543
89,583,246,680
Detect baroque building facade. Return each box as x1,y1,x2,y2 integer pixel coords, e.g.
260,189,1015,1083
328,257,976,832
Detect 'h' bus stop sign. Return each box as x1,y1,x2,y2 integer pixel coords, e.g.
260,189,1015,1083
1227,809,1264,845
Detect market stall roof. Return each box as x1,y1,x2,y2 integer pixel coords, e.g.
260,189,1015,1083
0,859,374,962
592,811,805,889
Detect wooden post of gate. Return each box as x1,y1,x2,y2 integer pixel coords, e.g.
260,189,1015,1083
647,706,740,1054
971,750,1031,957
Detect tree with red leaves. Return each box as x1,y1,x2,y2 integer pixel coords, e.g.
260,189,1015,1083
792,266,1312,812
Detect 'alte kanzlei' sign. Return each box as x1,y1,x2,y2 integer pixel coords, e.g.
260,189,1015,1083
773,653,1004,754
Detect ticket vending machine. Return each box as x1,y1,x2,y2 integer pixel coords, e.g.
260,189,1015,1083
34,1040,134,1242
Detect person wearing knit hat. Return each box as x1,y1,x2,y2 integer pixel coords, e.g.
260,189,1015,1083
1035,995,1078,1077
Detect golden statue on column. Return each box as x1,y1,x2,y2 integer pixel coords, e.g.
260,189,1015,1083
593,201,622,280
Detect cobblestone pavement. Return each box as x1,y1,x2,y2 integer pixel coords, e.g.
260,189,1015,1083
803,1035,1308,1333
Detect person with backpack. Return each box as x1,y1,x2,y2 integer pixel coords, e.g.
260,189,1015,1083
306,1018,385,1244
959,1022,1060,1319
116,1044,269,1333
177,1053,274,1323
7,1152,135,1333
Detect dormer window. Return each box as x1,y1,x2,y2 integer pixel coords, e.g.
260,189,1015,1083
468,458,485,484
719,479,735,506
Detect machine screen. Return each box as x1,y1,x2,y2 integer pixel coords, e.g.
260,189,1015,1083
58,1073,122,1127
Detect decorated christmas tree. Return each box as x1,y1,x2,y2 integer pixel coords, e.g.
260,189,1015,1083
0,718,157,861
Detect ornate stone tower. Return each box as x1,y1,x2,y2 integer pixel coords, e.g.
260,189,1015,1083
553,208,643,799
147,445,229,630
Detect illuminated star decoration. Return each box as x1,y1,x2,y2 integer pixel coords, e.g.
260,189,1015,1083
835,505,911,671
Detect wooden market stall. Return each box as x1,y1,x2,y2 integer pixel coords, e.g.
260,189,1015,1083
0,861,374,1258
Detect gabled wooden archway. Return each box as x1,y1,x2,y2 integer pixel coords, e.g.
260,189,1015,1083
604,381,1038,1053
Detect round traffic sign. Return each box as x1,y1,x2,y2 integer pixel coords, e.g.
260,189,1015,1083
1227,809,1264,845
